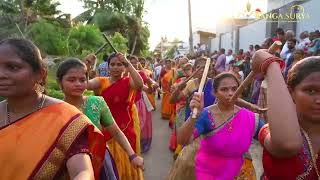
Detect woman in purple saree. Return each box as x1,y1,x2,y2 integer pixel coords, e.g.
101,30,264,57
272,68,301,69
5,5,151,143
177,72,264,179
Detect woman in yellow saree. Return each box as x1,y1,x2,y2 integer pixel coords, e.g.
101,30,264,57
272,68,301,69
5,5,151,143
0,38,105,179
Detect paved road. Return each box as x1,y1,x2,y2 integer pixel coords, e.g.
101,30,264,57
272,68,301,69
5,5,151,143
143,99,173,180
143,99,264,180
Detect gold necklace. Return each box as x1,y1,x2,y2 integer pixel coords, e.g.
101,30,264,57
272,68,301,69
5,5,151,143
79,96,88,113
302,129,320,179
216,104,235,132
6,94,46,126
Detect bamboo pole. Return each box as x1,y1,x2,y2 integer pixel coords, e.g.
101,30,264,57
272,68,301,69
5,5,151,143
191,58,211,118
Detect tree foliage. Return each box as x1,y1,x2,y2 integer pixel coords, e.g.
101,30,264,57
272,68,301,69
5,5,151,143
75,0,149,56
67,24,104,57
26,20,68,55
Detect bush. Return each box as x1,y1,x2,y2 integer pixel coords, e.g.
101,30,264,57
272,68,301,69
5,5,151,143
68,25,104,57
26,20,69,56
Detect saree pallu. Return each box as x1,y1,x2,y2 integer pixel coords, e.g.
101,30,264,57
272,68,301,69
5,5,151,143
147,92,156,110
195,108,256,179
0,102,105,180
135,98,152,153
97,77,143,180
161,69,175,119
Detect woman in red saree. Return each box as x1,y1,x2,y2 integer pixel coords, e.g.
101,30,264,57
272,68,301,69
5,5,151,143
0,38,105,180
252,50,320,179
88,53,144,180
161,59,176,120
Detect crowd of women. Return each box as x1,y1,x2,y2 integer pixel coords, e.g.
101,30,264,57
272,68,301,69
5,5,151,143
0,36,319,180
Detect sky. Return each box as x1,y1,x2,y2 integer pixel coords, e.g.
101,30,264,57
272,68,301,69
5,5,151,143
58,0,267,50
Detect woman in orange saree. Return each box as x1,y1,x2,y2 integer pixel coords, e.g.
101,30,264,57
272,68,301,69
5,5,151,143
88,53,144,180
0,38,105,180
160,59,176,120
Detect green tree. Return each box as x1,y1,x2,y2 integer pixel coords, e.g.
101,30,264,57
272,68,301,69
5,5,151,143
75,0,149,56
0,0,70,39
26,19,68,55
67,24,104,57
104,32,129,54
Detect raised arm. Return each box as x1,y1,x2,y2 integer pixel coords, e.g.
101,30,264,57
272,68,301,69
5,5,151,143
118,54,143,90
253,50,302,157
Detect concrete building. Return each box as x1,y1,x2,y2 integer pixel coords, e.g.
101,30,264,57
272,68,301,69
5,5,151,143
210,0,320,53
193,29,216,54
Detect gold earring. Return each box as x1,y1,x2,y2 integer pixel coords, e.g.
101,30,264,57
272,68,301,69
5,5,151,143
35,83,45,94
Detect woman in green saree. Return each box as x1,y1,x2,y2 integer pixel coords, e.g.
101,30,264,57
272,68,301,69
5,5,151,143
56,58,144,180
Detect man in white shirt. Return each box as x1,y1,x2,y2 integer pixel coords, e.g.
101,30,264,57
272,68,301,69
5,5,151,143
280,30,296,59
225,49,234,71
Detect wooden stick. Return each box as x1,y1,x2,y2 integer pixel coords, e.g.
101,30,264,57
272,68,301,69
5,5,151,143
103,33,118,53
230,41,282,102
192,58,211,118
15,23,25,39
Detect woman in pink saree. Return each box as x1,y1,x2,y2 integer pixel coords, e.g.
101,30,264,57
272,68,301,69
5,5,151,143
177,72,265,179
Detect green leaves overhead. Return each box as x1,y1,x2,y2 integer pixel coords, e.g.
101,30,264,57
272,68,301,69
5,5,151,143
67,24,104,56
74,0,149,56
26,20,68,55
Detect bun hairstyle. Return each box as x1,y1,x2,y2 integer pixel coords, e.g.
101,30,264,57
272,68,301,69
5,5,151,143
287,56,320,89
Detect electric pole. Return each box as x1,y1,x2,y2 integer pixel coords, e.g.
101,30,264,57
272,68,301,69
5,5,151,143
188,0,194,55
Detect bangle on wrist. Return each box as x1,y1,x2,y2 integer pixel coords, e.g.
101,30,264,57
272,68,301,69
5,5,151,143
129,154,137,161
260,56,285,74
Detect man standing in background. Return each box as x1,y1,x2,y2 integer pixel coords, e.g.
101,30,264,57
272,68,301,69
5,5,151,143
214,48,226,74
98,54,109,77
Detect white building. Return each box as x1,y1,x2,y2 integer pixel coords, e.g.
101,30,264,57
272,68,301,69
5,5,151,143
210,0,320,53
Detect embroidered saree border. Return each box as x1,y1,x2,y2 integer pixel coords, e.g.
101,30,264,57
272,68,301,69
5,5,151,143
31,114,88,179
